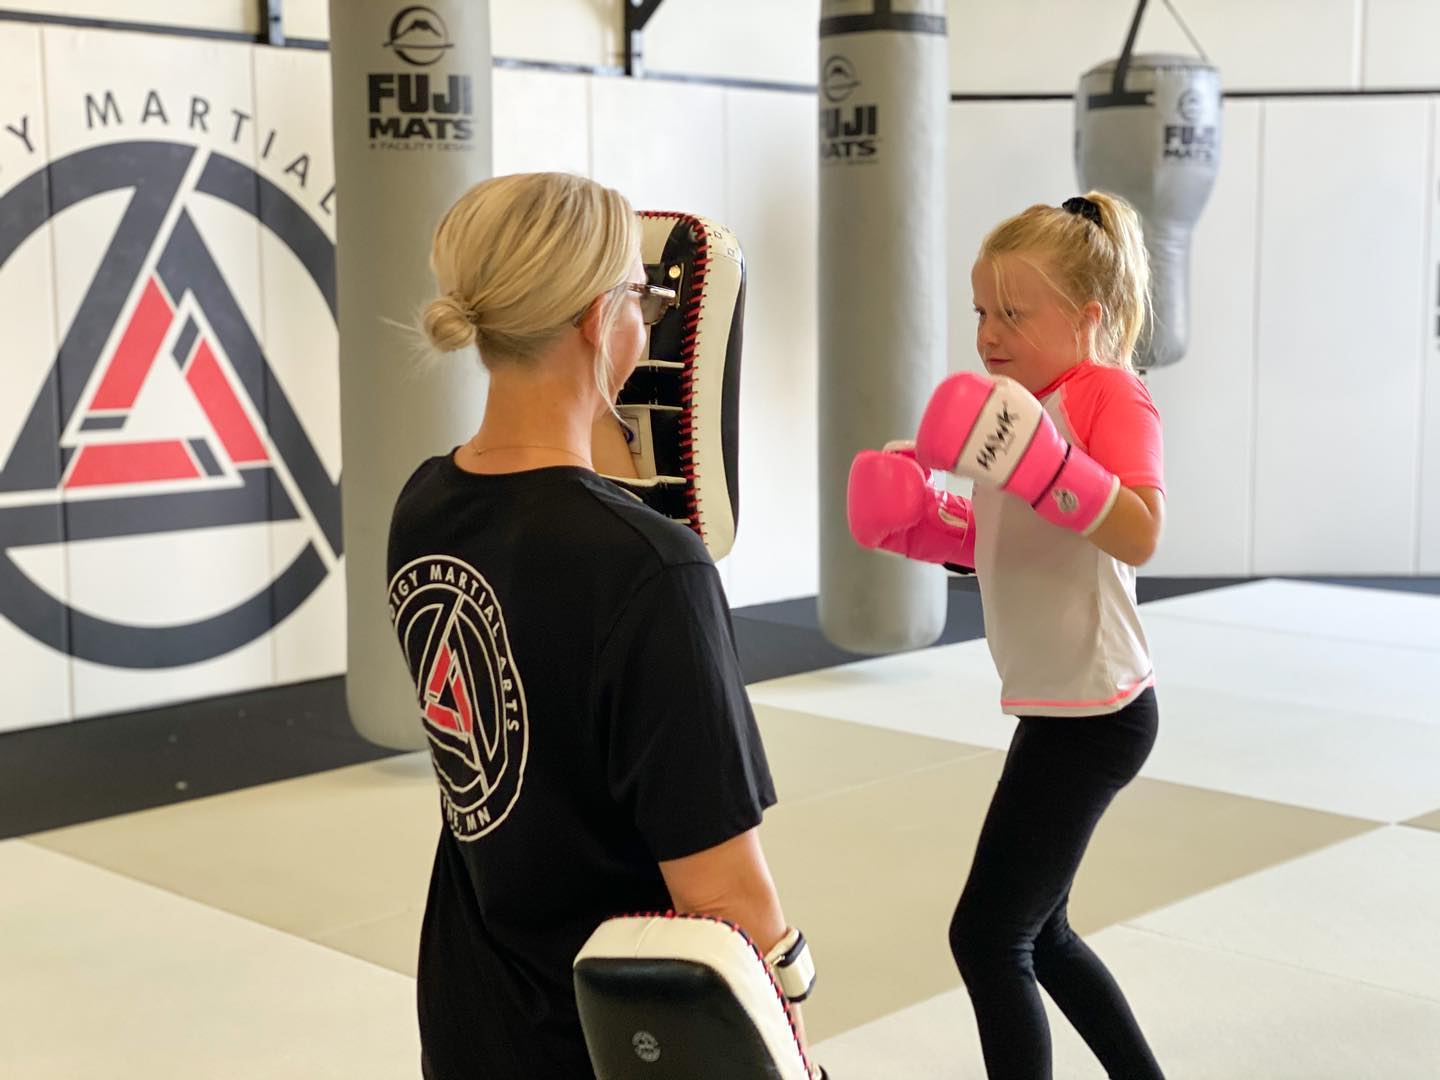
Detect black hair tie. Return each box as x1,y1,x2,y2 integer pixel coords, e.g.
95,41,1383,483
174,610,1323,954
1062,196,1103,228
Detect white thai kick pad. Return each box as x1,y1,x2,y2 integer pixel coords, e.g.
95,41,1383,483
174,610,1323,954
574,914,818,1079
606,213,744,561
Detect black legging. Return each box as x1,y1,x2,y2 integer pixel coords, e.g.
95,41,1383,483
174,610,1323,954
949,688,1164,1080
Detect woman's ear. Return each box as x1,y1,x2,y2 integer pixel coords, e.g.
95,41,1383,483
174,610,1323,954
576,294,604,347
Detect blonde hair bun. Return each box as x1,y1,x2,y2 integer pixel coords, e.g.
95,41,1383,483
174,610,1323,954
422,173,640,376
422,294,478,353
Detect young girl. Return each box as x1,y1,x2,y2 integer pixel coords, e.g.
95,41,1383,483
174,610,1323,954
848,192,1167,1079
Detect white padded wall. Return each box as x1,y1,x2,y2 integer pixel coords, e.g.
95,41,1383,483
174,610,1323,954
40,0,1432,95
1252,98,1429,575
949,0,1192,96
41,27,274,718
280,1,821,87
946,101,1073,377
589,76,727,218
721,87,820,608
1420,101,1440,574
282,0,328,42
1363,0,1440,89
1145,101,1262,576
491,67,591,176
644,0,816,86
948,0,1363,95
6,1,257,33
251,45,344,688
0,24,72,732
281,0,618,62
492,0,620,70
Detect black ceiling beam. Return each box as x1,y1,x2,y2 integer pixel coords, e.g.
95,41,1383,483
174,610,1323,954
624,0,666,77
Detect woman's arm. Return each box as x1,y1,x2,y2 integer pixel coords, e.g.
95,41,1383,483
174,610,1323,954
659,828,812,1059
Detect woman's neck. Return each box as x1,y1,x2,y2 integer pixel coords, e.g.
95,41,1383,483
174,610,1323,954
458,359,599,474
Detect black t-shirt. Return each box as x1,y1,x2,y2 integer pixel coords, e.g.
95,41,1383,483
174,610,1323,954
386,456,776,1080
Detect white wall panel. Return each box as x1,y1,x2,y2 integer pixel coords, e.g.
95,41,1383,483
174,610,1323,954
285,0,818,84
492,67,591,177
282,0,328,42
43,28,255,158
285,0,620,64
589,75,727,220
1253,97,1429,574
0,25,59,462
0,25,73,731
492,0,620,69
250,48,337,481
252,44,345,687
1145,100,1262,576
1363,0,1440,89
6,0,257,33
946,101,1074,374
1419,100,1440,573
720,87,820,607
948,0,1361,95
645,0,817,86
41,27,276,717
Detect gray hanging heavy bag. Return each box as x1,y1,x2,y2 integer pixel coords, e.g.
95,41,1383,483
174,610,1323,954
817,0,949,654
329,0,493,749
1075,0,1220,369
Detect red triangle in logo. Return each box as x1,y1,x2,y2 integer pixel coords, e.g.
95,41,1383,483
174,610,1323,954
185,340,268,464
424,641,475,736
90,278,171,411
67,441,200,487
63,276,270,489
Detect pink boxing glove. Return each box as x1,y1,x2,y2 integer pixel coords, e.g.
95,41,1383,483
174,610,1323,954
914,372,1120,536
847,445,976,570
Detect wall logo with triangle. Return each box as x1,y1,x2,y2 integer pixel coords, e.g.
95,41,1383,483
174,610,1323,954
0,140,341,668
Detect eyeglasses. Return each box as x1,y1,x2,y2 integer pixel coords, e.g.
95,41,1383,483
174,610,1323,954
627,281,678,326
571,281,678,327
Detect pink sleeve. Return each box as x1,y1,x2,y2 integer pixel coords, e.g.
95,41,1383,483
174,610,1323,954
1059,369,1165,493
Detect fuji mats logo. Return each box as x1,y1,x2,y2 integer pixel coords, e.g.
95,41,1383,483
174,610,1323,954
0,139,341,669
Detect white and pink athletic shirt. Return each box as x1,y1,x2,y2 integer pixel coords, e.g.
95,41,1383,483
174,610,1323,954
971,359,1165,717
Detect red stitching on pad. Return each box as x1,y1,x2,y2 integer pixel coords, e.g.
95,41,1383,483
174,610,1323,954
638,211,710,539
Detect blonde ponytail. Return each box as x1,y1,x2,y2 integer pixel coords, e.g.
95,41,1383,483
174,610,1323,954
979,191,1152,371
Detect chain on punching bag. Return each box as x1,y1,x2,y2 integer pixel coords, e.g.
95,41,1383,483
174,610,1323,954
817,0,948,654
1075,0,1221,369
328,1,493,748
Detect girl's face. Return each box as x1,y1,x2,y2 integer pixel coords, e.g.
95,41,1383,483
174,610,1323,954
971,254,1097,396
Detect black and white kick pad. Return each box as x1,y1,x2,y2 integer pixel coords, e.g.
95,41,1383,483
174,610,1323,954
574,913,819,1079
607,213,745,561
